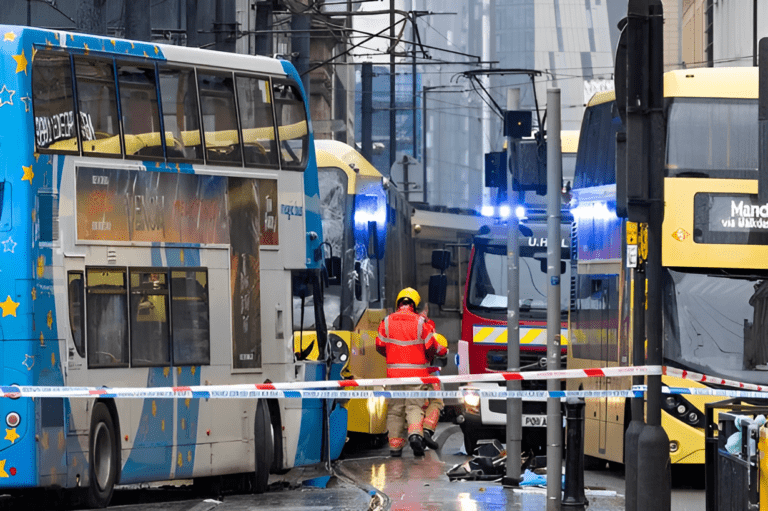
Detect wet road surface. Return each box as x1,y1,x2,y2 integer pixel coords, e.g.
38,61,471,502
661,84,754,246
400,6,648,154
0,422,704,510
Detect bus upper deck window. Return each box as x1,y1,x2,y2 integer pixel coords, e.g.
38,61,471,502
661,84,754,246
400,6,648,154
32,50,79,154
117,62,162,160
198,71,242,165
74,56,121,156
273,81,308,170
159,66,203,163
236,75,279,168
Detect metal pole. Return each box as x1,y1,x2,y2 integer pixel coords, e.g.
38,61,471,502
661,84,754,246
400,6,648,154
291,14,311,102
411,5,418,161
186,0,198,47
77,0,107,35
561,398,587,509
637,0,670,509
504,87,522,487
361,62,374,164
255,1,274,56
754,0,758,67
545,88,562,511
422,87,428,203
125,0,151,41
389,0,396,173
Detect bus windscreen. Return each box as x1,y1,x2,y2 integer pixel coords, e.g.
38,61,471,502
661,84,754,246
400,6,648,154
666,98,757,179
663,268,768,385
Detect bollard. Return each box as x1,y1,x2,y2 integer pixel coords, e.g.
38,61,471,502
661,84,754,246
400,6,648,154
562,397,588,510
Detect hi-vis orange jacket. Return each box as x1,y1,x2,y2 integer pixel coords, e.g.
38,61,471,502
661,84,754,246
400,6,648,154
375,305,448,378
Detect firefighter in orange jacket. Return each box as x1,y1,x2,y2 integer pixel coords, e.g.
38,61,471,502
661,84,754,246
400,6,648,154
376,288,448,457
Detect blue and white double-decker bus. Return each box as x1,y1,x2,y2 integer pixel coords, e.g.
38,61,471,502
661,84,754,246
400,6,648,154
0,25,346,507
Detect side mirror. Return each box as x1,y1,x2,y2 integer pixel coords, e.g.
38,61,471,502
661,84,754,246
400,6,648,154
325,256,341,286
367,221,380,259
431,250,451,272
428,274,447,306
354,261,362,301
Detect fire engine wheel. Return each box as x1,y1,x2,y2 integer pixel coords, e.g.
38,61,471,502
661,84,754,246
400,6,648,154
86,403,118,509
253,400,274,494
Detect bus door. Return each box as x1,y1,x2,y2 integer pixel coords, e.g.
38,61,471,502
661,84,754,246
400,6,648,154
592,275,612,456
573,270,620,460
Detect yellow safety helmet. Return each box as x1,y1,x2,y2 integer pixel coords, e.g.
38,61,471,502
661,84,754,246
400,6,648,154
396,287,421,308
434,333,448,350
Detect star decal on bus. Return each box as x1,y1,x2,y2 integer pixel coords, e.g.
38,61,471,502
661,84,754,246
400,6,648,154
0,296,19,318
47,310,52,329
5,428,19,444
37,255,44,278
22,355,34,371
671,228,689,242
0,460,8,478
0,85,15,107
2,237,16,253
4,32,15,42
12,50,27,75
21,165,33,183
19,97,30,112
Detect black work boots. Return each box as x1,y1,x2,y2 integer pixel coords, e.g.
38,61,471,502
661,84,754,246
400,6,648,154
409,434,425,456
423,429,439,450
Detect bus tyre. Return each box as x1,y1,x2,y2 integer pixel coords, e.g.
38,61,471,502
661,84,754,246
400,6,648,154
253,400,274,494
86,403,118,509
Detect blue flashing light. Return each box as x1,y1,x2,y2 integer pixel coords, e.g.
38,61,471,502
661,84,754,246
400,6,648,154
354,194,386,226
499,205,511,218
572,201,616,221
354,191,387,260
515,206,526,219
481,205,495,217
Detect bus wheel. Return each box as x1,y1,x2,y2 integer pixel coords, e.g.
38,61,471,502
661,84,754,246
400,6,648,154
86,403,118,509
253,400,274,494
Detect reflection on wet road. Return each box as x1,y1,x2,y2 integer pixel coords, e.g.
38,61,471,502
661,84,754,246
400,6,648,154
337,424,627,511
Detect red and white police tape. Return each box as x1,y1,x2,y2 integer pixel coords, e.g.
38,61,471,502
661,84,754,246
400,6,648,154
5,365,768,400
663,366,768,392
0,365,660,399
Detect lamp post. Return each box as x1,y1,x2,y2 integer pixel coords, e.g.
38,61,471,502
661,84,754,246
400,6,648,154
421,85,463,204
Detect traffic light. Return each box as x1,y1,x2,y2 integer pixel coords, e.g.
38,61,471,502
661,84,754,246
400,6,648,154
485,151,507,190
510,138,547,195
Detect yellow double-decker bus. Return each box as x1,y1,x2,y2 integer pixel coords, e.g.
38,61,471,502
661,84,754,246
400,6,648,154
568,67,765,467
